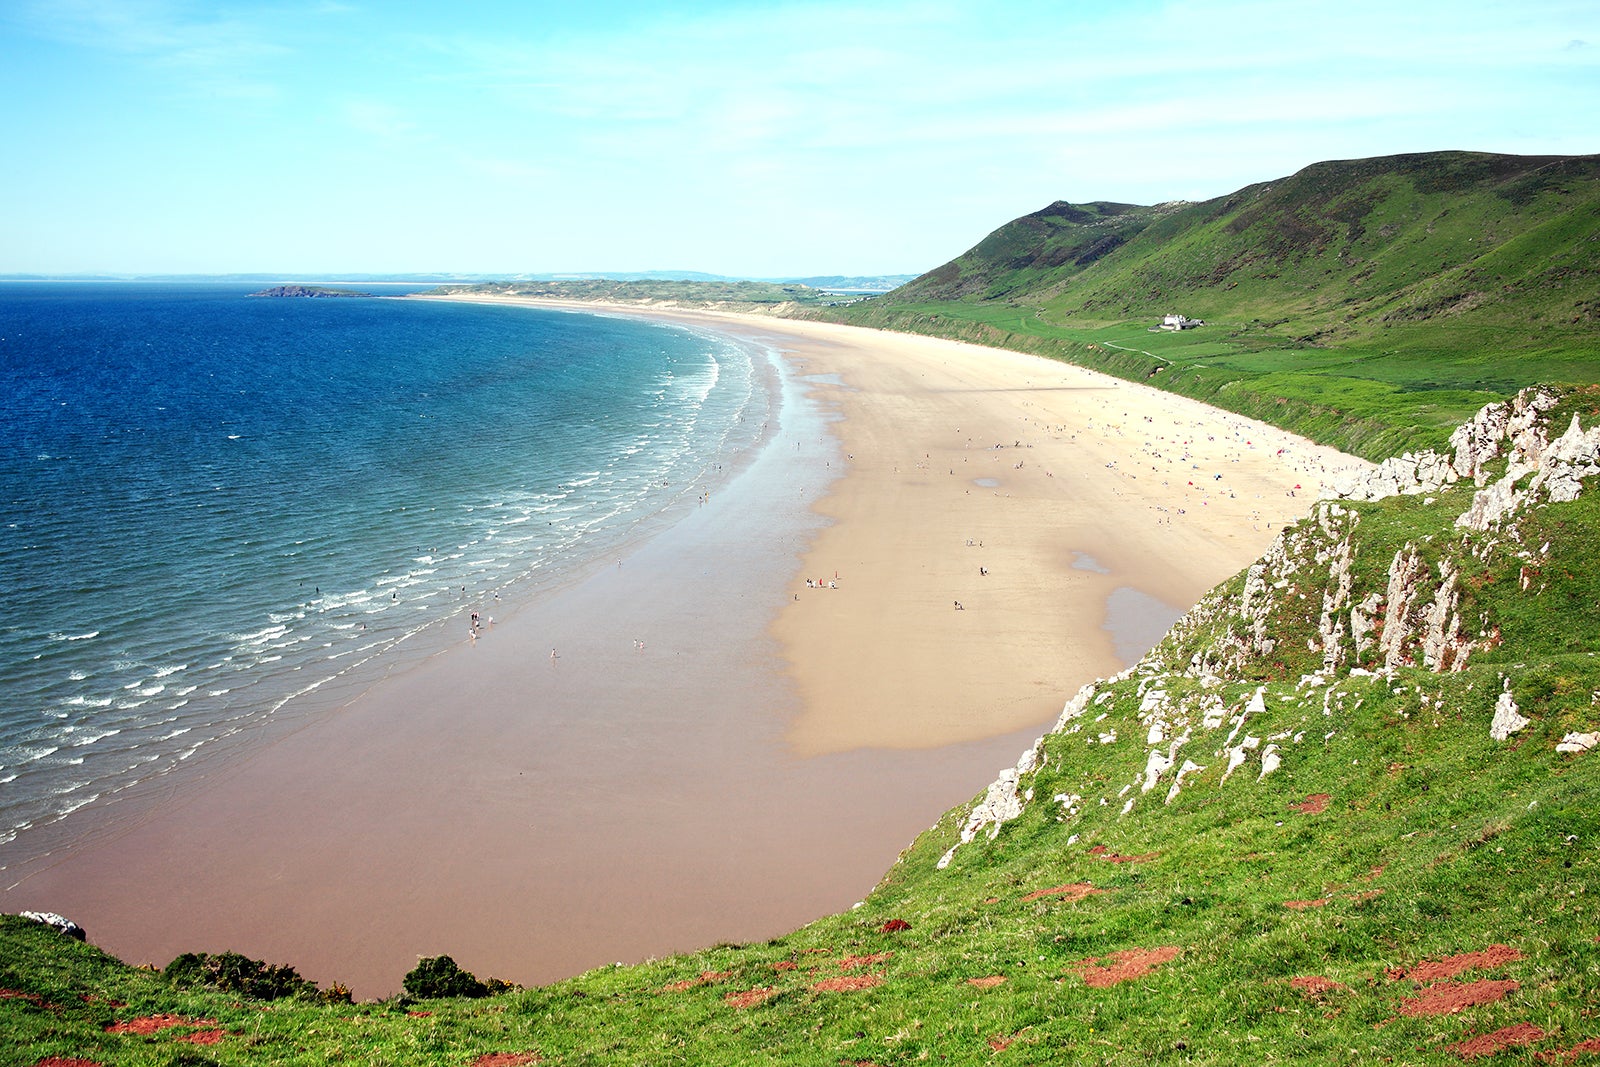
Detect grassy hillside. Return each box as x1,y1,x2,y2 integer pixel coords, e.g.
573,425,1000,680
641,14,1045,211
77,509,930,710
6,387,1600,1065
816,151,1600,462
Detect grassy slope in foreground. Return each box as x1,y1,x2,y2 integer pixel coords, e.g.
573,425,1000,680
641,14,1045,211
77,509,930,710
813,151,1600,463
5,387,1600,1064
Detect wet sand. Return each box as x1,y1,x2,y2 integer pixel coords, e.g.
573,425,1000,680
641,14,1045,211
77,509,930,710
0,305,1370,998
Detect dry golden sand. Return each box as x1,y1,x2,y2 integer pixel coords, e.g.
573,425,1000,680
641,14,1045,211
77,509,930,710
451,300,1369,754
754,319,1367,753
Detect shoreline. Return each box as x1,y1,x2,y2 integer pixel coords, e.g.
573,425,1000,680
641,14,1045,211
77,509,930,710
0,300,1372,998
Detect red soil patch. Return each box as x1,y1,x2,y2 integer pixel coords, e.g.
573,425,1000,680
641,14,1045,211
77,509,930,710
812,974,883,992
105,1014,216,1035
1363,864,1387,882
1397,979,1519,1017
878,919,911,933
1291,793,1332,814
406,1011,433,1017
837,952,893,970
983,896,1002,905
79,994,125,1007
176,1030,228,1045
989,1035,1015,1052
1094,850,1159,864
1283,898,1331,910
773,961,797,972
967,976,1006,989
1020,883,1105,904
471,1054,543,1067
1540,1038,1600,1063
1070,946,1181,988
724,986,780,1009
1388,945,1523,983
33,1060,104,1067
1450,1024,1546,1059
660,970,733,993
1290,976,1349,996
3,988,54,1009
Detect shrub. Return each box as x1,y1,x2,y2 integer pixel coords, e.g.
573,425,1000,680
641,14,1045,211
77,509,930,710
165,950,316,1000
402,955,488,999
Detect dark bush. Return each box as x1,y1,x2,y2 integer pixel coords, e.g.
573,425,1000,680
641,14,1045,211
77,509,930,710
165,950,316,1000
402,954,488,999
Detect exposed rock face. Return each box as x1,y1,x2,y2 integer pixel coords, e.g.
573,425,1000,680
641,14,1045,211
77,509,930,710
1489,691,1529,741
1458,412,1600,531
1195,388,1596,680
20,911,86,941
1332,387,1567,508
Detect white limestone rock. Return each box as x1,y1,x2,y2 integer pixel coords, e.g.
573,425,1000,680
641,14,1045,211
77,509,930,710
1556,731,1600,754
20,911,86,941
1489,690,1529,741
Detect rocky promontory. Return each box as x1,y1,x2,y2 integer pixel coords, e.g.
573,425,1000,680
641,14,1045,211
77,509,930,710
248,284,374,298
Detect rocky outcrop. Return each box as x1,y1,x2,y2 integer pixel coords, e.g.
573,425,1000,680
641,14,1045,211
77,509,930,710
1457,412,1600,531
20,911,86,941
1333,387,1564,506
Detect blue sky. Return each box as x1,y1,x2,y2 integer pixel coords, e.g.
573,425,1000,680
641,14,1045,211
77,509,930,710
3,0,1596,277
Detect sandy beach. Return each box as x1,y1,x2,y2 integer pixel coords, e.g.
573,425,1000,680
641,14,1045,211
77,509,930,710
0,303,1370,998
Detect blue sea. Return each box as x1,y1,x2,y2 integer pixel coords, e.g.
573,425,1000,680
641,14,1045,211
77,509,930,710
0,283,771,853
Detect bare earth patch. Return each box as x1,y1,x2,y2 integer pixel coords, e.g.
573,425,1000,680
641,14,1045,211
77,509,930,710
1450,1024,1546,1059
660,970,733,993
1397,979,1519,1016
33,1059,104,1067
1020,883,1105,904
812,975,883,992
967,976,1006,989
1390,945,1523,983
878,919,911,933
1283,898,1331,910
724,986,781,1009
837,953,893,971
1539,1038,1600,1063
1291,793,1332,814
471,1053,544,1067
176,1030,228,1045
1070,946,1181,988
105,1014,216,1035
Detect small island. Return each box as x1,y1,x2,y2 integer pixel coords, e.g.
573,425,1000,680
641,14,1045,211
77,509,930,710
249,284,375,298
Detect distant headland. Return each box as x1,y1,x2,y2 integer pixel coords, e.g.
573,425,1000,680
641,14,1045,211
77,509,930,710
249,284,375,298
